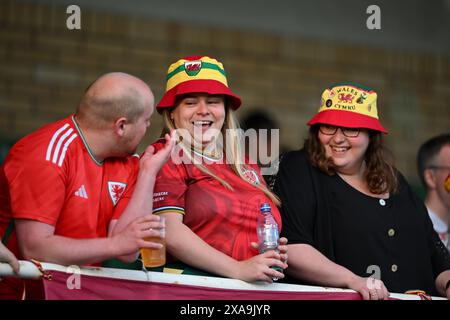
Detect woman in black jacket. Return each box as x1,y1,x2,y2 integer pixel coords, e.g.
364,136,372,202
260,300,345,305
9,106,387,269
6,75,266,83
274,83,450,300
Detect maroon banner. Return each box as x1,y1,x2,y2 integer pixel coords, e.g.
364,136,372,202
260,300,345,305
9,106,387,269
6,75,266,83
43,270,362,300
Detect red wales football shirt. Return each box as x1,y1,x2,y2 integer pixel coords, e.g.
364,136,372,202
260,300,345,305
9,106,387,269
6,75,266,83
0,115,138,256
152,140,281,261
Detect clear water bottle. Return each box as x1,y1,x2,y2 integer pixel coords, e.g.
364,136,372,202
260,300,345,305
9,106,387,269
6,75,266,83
256,203,283,280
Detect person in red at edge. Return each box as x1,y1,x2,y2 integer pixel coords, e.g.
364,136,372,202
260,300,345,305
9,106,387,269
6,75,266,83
151,56,287,283
0,242,19,273
0,72,174,299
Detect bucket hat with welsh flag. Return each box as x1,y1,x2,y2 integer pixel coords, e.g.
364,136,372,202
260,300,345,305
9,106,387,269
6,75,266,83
156,55,241,113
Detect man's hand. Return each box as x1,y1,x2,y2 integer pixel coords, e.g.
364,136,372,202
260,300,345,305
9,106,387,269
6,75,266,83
111,214,165,257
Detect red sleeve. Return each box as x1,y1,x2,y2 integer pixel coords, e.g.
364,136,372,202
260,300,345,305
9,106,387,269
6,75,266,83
5,158,65,226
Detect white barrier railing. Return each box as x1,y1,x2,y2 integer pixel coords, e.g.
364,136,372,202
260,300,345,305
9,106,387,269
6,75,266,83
0,260,446,300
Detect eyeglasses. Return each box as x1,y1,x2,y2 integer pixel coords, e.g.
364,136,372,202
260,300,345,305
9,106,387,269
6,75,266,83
319,125,360,138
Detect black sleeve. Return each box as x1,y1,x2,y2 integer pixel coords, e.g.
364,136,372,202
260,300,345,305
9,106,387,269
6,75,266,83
402,175,450,277
273,150,317,245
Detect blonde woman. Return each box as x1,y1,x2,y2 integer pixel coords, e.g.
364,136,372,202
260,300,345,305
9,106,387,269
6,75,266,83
151,56,287,283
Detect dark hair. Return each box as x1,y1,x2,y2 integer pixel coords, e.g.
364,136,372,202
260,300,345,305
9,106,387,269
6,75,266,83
305,125,398,194
417,133,450,186
240,110,278,131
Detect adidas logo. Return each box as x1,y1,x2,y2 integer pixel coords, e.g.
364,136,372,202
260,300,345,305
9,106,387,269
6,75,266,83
74,185,88,199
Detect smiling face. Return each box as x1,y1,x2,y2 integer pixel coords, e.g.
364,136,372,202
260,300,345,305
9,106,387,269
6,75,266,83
318,125,370,175
170,93,226,146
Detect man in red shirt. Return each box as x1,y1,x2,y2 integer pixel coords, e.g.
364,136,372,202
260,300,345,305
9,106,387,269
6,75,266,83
0,72,174,299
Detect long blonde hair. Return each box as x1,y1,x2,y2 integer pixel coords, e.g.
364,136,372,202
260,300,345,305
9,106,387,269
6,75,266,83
161,104,280,206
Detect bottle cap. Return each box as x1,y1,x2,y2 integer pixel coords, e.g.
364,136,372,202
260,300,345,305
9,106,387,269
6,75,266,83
260,203,271,214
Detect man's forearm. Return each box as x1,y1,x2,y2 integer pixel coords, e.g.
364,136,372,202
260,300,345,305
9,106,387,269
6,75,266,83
21,235,118,266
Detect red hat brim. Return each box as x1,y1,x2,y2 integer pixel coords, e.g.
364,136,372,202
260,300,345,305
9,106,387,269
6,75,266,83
307,109,388,133
156,79,242,113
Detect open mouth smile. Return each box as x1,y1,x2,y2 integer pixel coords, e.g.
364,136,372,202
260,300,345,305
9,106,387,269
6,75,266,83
192,120,213,130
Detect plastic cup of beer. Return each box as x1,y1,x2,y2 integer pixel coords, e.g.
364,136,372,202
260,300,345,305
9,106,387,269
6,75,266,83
140,216,166,268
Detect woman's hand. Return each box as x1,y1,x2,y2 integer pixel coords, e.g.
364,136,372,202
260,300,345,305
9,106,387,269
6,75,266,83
235,250,287,283
277,237,288,265
347,275,390,300
446,282,450,300
139,130,175,176
251,237,288,265
246,237,288,283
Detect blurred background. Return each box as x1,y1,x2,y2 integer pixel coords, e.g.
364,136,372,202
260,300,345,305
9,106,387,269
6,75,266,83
0,0,449,193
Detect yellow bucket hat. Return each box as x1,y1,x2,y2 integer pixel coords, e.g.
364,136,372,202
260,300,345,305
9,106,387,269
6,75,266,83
307,83,387,133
